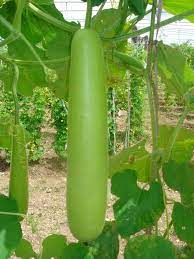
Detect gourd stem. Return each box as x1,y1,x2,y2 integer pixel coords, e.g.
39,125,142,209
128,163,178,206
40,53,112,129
85,0,93,29
0,56,70,65
28,3,79,33
106,9,194,42
145,0,158,179
0,211,26,218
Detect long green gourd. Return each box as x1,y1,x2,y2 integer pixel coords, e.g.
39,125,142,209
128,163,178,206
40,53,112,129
67,29,108,242
9,63,28,220
9,123,29,218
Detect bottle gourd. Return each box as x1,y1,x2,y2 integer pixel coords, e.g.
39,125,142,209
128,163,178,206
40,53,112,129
67,29,108,242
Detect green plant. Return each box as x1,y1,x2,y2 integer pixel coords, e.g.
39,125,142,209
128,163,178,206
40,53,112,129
19,88,48,161
0,86,48,162
51,99,68,158
115,43,146,143
108,87,117,154
67,28,108,242
129,72,146,142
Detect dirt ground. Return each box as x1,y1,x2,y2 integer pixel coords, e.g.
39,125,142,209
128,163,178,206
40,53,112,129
0,107,190,258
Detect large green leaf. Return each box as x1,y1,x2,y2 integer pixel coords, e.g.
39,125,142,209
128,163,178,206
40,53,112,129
41,234,67,259
159,125,194,163
163,0,194,24
15,239,38,259
90,221,119,259
92,8,131,85
0,1,16,37
45,31,71,99
63,243,89,259
81,0,104,7
128,0,148,16
92,9,122,38
0,194,22,259
124,235,176,259
163,160,194,205
111,170,165,237
109,141,151,182
172,202,194,244
0,1,73,98
157,42,194,97
159,125,194,147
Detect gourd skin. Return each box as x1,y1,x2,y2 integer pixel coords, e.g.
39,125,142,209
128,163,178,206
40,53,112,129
9,124,29,218
67,29,108,242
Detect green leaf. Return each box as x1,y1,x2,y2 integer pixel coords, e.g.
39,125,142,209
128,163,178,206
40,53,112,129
0,194,22,259
91,9,122,38
163,0,194,24
163,161,194,205
157,42,194,97
63,243,89,259
15,239,37,259
159,125,194,163
41,234,67,259
1,1,72,98
179,246,194,259
159,125,194,148
33,0,55,6
172,202,194,244
124,235,176,259
90,221,119,259
109,141,151,182
45,31,71,99
1,59,45,96
92,9,130,84
111,170,165,237
128,0,148,16
81,0,104,7
0,1,16,38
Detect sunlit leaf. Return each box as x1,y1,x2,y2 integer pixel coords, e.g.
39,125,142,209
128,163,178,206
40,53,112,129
90,221,119,259
41,234,67,259
109,141,151,182
111,170,164,237
92,9,122,38
63,243,89,259
163,0,194,24
0,194,22,259
157,42,194,97
124,235,176,259
163,160,194,205
15,239,37,259
172,202,194,244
